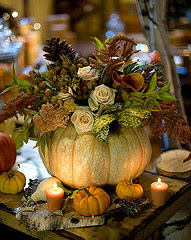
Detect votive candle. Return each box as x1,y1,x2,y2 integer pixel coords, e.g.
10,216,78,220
46,183,64,213
151,178,168,206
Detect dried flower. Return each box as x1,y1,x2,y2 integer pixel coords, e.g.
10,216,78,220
0,94,37,124
148,102,191,143
33,102,69,132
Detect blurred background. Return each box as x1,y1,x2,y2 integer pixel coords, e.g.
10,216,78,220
0,2,191,237
0,0,190,119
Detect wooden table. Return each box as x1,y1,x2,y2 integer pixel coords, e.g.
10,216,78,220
0,141,191,240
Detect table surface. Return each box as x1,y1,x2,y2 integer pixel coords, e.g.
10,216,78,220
0,140,191,240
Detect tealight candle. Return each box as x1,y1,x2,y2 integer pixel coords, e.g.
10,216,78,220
151,178,168,206
46,183,64,213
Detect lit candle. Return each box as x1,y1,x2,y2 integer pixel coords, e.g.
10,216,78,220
151,178,168,207
46,183,64,213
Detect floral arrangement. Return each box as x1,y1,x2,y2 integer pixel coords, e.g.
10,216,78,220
0,34,191,153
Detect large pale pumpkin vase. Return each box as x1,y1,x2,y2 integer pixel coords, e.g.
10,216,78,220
40,123,152,189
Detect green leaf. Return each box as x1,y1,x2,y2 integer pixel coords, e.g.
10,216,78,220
158,83,170,94
16,132,24,149
15,78,32,88
62,190,79,211
0,86,17,95
132,62,164,73
23,117,29,128
70,189,79,199
104,37,111,44
129,101,144,108
23,129,29,144
129,92,143,98
91,36,104,50
24,108,39,115
123,99,131,108
146,99,161,110
92,114,116,136
146,91,161,100
124,62,138,75
160,93,177,101
5,81,14,85
148,73,157,91
40,140,45,156
33,124,38,136
121,91,129,101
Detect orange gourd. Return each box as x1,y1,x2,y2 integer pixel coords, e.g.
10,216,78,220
73,186,110,216
0,132,17,174
40,123,151,189
116,177,143,201
0,170,26,194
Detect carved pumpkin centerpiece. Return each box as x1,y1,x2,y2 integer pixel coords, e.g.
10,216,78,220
1,35,190,189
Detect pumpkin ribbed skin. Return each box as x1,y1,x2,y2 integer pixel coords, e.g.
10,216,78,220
73,186,110,216
0,132,17,174
40,123,151,189
116,180,143,201
0,170,26,194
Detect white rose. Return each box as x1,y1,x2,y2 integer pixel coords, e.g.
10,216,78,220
71,106,94,134
58,87,73,100
88,84,117,111
77,66,99,81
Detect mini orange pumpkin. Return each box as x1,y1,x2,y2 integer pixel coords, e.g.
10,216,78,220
0,170,26,194
73,186,110,216
116,177,143,201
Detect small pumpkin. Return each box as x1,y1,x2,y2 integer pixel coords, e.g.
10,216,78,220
73,186,110,216
0,132,17,174
0,170,26,194
116,177,143,201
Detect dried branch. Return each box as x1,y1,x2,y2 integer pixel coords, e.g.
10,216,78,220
149,102,191,144
0,94,37,124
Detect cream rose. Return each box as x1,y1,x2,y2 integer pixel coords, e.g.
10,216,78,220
77,66,99,81
71,106,94,134
88,84,117,111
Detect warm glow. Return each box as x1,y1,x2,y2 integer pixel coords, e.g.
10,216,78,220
136,43,148,52
158,178,161,185
33,22,41,30
12,11,19,18
54,182,57,190
3,13,10,20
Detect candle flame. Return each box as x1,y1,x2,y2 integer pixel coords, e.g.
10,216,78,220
54,182,57,190
158,178,161,185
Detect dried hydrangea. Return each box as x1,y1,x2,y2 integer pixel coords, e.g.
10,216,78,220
33,102,69,132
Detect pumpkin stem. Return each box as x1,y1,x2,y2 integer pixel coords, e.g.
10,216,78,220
83,188,93,197
8,170,14,178
130,177,133,185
